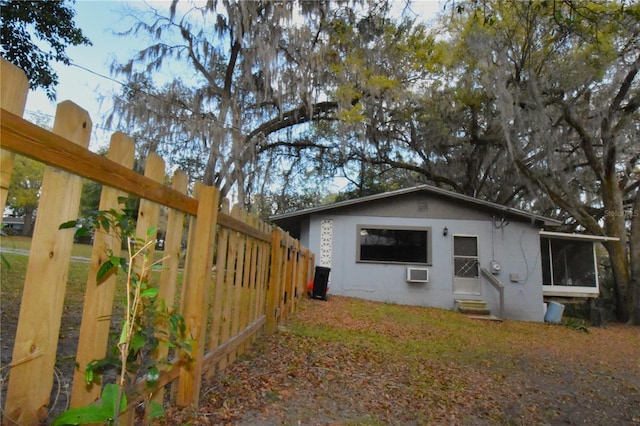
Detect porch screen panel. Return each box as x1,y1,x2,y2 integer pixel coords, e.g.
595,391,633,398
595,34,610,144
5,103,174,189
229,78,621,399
541,237,597,287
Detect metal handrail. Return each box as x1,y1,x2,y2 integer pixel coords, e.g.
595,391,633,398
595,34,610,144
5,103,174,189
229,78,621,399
481,267,505,319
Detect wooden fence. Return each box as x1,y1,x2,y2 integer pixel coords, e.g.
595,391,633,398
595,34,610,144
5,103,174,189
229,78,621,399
0,59,314,424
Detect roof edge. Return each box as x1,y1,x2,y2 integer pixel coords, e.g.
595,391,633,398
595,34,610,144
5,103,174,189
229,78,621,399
271,185,562,226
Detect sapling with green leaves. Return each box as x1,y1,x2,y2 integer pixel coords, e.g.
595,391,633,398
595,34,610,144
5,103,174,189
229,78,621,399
53,202,192,425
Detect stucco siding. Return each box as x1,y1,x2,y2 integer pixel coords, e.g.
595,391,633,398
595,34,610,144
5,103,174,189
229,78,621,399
306,211,545,322
489,221,545,321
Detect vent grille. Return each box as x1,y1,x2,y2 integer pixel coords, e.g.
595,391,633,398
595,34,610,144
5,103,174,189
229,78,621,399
406,267,429,283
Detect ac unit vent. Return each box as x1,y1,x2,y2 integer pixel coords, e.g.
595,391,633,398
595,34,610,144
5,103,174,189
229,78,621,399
406,267,429,283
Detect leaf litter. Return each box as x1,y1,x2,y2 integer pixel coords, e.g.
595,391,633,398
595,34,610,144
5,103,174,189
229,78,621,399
160,296,640,425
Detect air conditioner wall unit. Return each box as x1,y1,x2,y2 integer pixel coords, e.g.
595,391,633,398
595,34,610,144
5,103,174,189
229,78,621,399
406,267,429,283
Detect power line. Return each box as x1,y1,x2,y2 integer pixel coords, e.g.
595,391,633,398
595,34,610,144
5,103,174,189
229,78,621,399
69,62,127,87
24,109,118,134
67,60,232,132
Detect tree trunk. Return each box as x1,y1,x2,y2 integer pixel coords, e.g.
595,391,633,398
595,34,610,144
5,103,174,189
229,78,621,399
22,207,34,236
602,174,630,322
629,186,640,325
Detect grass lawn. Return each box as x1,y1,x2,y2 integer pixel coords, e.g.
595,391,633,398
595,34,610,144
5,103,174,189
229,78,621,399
1,234,170,260
0,236,180,314
1,235,95,258
0,235,172,304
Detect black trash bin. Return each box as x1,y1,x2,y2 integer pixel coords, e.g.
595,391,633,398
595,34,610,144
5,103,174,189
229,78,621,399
311,266,330,300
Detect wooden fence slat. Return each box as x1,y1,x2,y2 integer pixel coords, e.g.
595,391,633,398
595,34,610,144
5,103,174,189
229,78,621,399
176,185,220,407
237,215,256,356
283,237,295,323
228,208,247,365
171,183,201,400
0,59,29,214
274,233,285,327
135,153,165,246
70,132,135,407
151,170,188,405
291,239,301,313
3,101,92,425
266,229,283,333
252,223,265,326
217,204,240,371
247,217,260,325
255,222,270,320
113,153,165,425
206,199,230,379
131,152,164,296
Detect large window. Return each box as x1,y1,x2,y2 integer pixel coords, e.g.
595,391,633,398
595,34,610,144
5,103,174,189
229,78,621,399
357,226,431,264
541,237,597,287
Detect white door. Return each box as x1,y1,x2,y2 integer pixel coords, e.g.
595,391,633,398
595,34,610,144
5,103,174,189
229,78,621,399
453,235,480,295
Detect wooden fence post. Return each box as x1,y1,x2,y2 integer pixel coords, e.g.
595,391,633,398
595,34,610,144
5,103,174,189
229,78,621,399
3,101,92,425
177,185,219,407
71,132,135,407
0,58,29,213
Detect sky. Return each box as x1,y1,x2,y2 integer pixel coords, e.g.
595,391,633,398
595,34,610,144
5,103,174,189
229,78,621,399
24,0,444,150
24,1,147,148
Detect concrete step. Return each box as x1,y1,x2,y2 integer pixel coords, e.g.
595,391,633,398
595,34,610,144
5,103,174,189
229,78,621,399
459,306,492,316
455,299,488,307
455,299,492,316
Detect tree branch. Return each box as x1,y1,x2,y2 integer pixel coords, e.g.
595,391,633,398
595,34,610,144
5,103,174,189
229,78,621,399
245,101,339,144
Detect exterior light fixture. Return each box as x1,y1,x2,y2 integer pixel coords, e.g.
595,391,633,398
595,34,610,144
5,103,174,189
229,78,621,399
443,226,448,236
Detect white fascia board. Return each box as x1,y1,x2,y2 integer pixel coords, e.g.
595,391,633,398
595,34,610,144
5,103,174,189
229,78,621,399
543,286,600,298
540,230,620,242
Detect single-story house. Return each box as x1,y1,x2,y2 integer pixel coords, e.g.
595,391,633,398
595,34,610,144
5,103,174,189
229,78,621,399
271,185,615,322
1,216,26,235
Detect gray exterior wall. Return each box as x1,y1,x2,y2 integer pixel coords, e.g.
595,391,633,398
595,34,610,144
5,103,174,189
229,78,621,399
303,193,545,322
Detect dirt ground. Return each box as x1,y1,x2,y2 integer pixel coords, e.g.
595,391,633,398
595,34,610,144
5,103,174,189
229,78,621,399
161,296,640,425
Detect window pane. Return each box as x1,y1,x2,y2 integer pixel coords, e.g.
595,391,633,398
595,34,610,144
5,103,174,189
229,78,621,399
359,227,428,263
454,236,478,256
